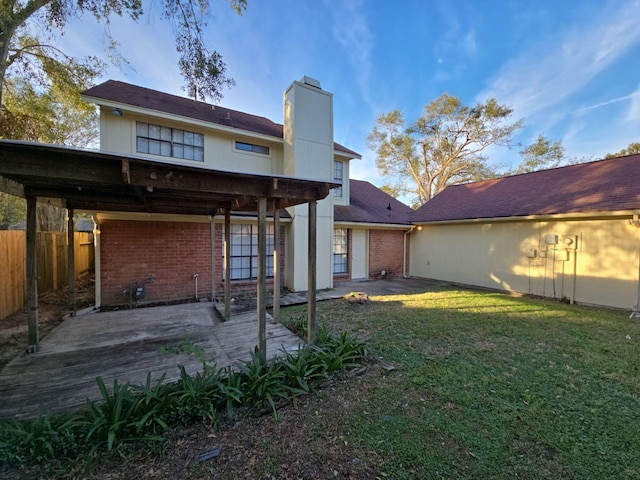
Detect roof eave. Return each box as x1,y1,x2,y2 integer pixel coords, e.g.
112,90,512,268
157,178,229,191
413,209,640,225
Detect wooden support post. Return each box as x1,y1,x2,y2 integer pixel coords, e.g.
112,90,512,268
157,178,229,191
224,208,231,321
307,199,317,344
26,194,38,352
257,197,267,362
67,206,76,315
272,203,281,323
211,216,216,302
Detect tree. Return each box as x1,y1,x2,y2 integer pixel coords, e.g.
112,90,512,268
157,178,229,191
1,70,99,145
514,134,565,174
368,94,523,206
605,142,640,159
0,0,246,110
0,193,26,229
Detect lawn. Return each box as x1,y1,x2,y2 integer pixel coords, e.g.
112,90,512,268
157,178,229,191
279,287,640,479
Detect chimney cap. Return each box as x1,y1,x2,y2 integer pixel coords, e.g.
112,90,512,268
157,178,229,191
301,76,322,89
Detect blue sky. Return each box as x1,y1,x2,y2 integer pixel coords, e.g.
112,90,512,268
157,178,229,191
57,0,640,188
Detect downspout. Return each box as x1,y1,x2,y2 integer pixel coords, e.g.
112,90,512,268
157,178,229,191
403,226,416,278
93,216,101,309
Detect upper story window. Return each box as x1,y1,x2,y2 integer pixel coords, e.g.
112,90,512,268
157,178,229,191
235,141,270,155
333,160,344,197
136,122,204,162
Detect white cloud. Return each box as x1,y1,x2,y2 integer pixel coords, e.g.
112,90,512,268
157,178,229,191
626,84,640,122
325,0,375,111
478,0,640,118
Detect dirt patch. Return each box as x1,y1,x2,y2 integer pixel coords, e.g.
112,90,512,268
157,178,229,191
0,276,95,371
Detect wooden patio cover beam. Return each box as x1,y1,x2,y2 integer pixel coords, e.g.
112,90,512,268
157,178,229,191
0,141,335,214
0,140,335,353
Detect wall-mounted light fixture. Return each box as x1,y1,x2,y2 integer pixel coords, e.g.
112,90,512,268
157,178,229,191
112,108,123,117
628,214,640,228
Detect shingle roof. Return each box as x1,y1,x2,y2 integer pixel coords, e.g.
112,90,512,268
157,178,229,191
82,80,360,157
335,179,414,225
412,154,640,222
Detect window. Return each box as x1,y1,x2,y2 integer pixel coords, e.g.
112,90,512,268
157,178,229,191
333,160,344,197
235,141,270,155
136,122,204,161
333,228,348,274
224,224,275,280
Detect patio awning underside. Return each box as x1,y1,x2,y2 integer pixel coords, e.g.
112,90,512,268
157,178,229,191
0,140,335,214
0,139,330,358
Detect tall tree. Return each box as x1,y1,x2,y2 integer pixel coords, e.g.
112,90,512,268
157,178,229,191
605,142,640,159
368,94,523,206
514,134,565,174
0,0,246,110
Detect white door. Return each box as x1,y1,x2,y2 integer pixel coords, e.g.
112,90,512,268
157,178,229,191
352,229,368,279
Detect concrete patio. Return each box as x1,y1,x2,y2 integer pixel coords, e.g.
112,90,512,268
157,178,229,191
0,277,444,419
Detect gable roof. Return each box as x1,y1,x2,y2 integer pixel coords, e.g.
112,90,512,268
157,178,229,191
82,80,360,158
335,179,413,225
412,154,640,223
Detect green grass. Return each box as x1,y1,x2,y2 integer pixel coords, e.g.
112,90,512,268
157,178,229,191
281,288,640,479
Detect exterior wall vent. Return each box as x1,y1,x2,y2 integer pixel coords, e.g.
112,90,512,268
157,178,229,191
301,76,322,89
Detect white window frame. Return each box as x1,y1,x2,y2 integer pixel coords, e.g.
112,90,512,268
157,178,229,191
333,228,348,274
224,224,275,280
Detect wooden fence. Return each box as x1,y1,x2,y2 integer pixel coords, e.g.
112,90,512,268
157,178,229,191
0,231,94,320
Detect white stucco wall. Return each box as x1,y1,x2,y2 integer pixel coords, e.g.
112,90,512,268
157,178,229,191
410,218,640,310
99,107,283,175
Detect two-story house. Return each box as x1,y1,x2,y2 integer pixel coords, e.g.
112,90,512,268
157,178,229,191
81,77,414,307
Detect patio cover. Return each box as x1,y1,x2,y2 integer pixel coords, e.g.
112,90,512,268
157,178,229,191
0,139,335,359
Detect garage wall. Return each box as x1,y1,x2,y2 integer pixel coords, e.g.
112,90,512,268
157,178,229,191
410,218,640,310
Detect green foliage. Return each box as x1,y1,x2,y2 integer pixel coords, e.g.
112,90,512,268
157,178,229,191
0,35,102,146
605,141,640,159
515,134,566,174
238,350,290,415
313,331,368,373
0,0,247,117
368,93,523,206
0,192,26,229
84,376,165,452
168,365,240,424
0,413,84,464
0,327,367,471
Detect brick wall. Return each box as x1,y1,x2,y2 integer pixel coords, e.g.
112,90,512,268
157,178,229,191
369,229,407,279
100,220,212,305
100,220,287,305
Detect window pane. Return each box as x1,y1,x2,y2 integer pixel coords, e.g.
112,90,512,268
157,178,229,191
136,122,148,137
148,139,161,155
184,132,194,145
149,125,160,139
136,138,149,154
253,145,269,155
161,127,172,141
173,129,184,144
194,147,204,162
194,133,204,147
160,141,171,157
184,145,194,160
173,144,184,158
236,141,252,151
